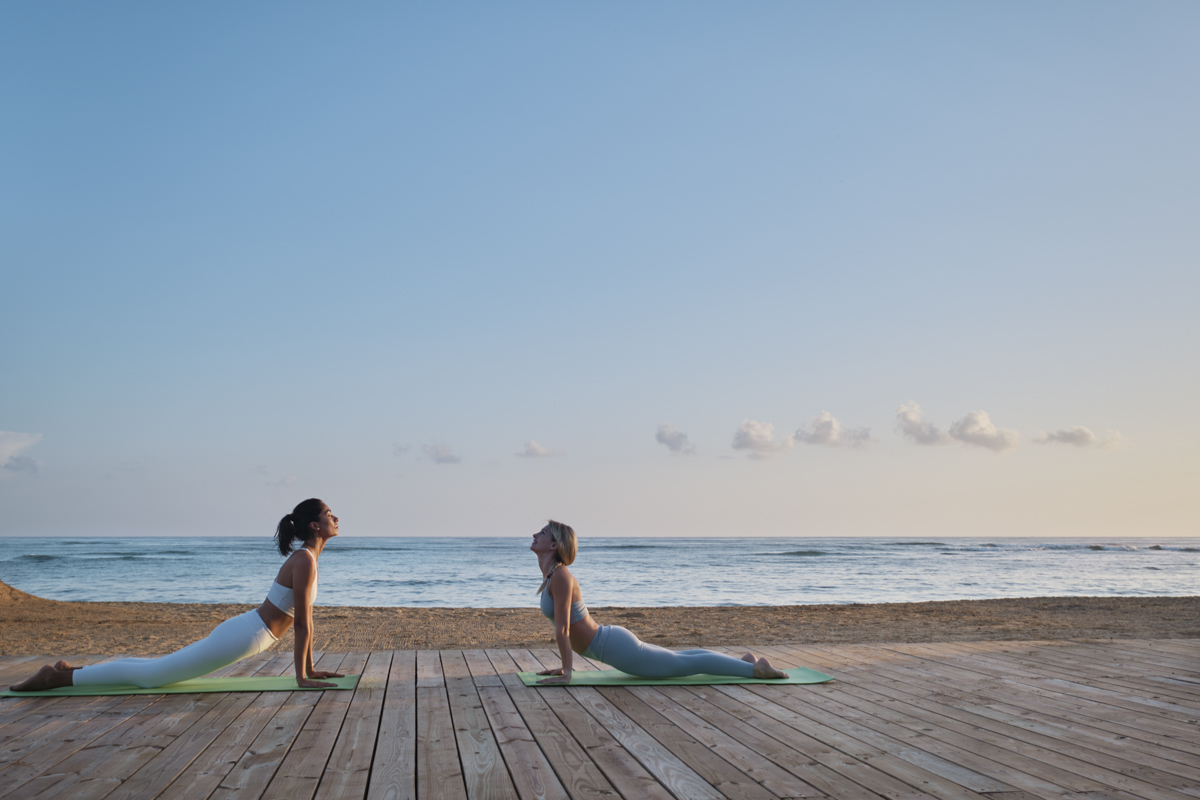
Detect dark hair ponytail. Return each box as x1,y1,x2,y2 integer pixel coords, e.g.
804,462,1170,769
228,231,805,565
275,498,326,556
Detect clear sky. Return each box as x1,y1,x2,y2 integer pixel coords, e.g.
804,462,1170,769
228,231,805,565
3,2,1197,538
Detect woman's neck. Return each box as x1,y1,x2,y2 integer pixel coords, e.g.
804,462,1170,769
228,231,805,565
537,553,560,578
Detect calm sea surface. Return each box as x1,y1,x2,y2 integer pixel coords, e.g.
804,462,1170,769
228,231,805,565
1,536,1197,607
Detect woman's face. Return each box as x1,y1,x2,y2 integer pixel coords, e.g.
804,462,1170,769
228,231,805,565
530,525,556,555
312,505,339,540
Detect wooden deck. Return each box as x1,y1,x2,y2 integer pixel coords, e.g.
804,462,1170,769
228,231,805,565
1,639,1197,800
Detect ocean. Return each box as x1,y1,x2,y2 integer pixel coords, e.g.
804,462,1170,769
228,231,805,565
2,536,1197,608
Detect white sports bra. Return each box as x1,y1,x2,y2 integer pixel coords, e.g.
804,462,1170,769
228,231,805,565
265,548,317,617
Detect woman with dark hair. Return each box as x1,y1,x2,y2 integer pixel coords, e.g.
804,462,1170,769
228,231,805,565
531,520,788,685
10,499,343,692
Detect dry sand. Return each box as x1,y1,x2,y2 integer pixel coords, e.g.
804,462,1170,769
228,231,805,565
2,581,1196,656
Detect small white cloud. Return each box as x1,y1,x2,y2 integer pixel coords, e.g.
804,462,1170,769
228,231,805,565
0,432,42,477
895,403,951,445
655,423,696,455
517,440,563,458
392,443,411,456
1098,430,1127,450
795,412,873,448
731,419,794,458
422,443,462,464
948,410,1020,453
1034,426,1096,447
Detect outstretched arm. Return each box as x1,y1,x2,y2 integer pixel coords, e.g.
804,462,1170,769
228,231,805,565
538,570,574,684
292,556,339,688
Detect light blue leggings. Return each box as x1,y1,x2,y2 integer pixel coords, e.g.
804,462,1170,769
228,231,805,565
582,625,754,679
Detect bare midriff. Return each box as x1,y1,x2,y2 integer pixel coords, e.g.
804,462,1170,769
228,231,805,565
257,600,295,640
569,614,601,655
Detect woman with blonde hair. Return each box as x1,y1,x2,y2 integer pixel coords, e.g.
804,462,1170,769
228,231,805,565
11,499,344,692
531,520,788,684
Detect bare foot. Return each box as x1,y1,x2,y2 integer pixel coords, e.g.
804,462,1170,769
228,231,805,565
54,660,79,671
9,664,73,692
741,652,756,664
752,657,788,680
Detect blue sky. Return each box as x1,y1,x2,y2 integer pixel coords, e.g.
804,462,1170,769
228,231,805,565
3,2,1197,538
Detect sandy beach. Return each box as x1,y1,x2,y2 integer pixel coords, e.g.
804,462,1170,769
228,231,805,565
3,581,1196,656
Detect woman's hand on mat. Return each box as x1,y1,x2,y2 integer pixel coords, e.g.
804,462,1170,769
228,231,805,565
297,677,338,689
308,670,343,679
536,668,571,685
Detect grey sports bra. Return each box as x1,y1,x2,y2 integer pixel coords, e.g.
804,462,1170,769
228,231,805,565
539,584,588,623
265,548,317,617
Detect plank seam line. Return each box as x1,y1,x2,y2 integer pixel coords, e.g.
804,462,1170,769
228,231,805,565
362,652,398,800
309,659,362,799
493,667,560,799
247,688,321,798
441,652,474,800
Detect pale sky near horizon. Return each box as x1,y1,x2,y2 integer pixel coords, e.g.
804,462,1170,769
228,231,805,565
2,2,1197,539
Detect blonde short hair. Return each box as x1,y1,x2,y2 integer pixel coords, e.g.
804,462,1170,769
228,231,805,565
546,520,577,565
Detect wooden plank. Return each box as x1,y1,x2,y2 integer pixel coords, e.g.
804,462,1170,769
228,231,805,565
875,641,1200,746
314,650,392,800
676,682,983,800
761,646,1102,799
5,691,233,800
1038,640,1200,681
418,651,445,689
738,652,1096,799
965,642,1200,707
713,683,953,800
595,685,776,800
1,650,284,800
858,644,1200,772
0,656,45,684
259,651,369,800
0,695,165,800
106,693,261,800
209,651,347,800
474,670,569,800
896,642,1200,721
441,651,519,800
154,651,300,800
0,695,127,769
780,645,1191,800
101,653,278,800
416,650,468,800
864,647,1200,792
841,643,1200,745
486,649,645,800
503,649,676,800
565,685,724,800
368,651,417,800
462,650,502,687
685,674,1010,797
1057,641,1200,676
630,685,829,800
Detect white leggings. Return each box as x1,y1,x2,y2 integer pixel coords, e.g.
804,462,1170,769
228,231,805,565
582,625,754,679
74,609,279,689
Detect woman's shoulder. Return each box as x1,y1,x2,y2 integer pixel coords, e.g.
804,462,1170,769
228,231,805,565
285,548,317,573
549,564,576,589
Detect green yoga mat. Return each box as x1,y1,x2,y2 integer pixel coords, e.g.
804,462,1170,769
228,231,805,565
1,674,359,698
518,667,833,687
